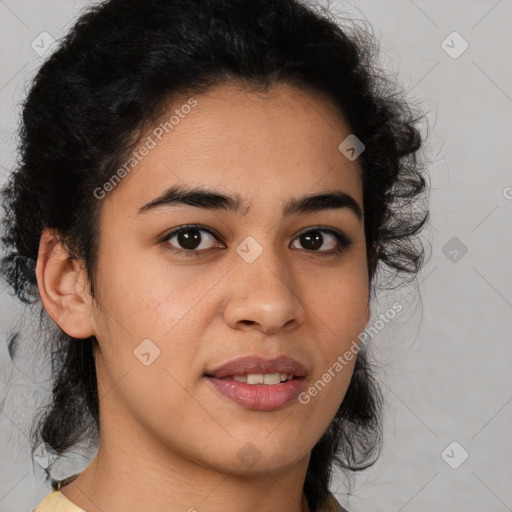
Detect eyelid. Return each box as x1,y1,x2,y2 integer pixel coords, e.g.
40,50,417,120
161,223,223,238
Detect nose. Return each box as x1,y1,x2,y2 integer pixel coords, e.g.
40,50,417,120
221,242,306,335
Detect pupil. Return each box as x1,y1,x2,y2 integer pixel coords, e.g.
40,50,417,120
301,230,322,250
178,230,201,250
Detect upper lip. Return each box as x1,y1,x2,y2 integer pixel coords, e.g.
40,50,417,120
206,355,308,379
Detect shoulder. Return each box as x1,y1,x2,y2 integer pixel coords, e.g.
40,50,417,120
32,490,86,512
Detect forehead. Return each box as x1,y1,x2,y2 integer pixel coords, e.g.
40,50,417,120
101,82,363,216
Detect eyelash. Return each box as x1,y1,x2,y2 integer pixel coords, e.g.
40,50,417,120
161,224,352,257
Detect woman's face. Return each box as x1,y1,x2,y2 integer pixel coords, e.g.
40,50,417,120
88,82,370,474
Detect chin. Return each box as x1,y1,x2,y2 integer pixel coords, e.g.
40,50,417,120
208,437,311,475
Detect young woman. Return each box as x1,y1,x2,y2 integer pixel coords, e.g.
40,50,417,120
0,0,430,511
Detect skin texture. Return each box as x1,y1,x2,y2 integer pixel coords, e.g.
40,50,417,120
36,82,370,512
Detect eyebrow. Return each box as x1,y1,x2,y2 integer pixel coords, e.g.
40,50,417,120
137,184,363,221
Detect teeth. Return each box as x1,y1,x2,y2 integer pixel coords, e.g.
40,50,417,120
248,374,264,384
263,373,281,385
231,373,294,385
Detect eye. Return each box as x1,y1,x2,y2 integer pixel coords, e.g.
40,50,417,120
163,225,225,256
290,227,352,254
161,224,351,257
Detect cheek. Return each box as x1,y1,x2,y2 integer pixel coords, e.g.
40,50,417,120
91,247,212,384
294,264,368,414
310,265,369,343
93,245,183,334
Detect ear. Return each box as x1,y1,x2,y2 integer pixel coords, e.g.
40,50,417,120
36,228,96,339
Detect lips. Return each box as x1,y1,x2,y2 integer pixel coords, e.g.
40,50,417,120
205,354,308,379
204,354,309,410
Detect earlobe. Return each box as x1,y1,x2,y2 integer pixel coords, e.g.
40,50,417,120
36,228,96,339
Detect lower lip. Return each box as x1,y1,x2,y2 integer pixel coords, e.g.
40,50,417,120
205,376,307,411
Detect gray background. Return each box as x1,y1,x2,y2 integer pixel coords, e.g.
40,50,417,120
1,1,511,511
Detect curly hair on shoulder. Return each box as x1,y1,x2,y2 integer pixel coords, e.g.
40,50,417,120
0,0,430,509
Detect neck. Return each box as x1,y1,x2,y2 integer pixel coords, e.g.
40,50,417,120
59,417,311,512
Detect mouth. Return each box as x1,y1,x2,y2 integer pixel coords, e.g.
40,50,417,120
205,354,308,379
222,372,297,384
204,355,308,410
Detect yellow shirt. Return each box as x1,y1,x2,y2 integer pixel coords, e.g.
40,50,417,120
33,490,85,512
33,487,348,512
33,473,348,512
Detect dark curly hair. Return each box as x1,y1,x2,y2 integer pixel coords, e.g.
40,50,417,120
0,0,430,510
